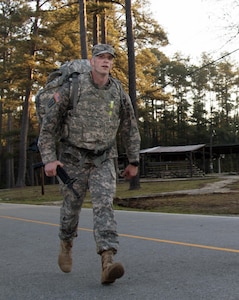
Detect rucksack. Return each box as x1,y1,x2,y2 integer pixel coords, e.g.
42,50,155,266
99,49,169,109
35,59,91,126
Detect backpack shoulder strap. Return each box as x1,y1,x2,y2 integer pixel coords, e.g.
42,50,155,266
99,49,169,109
110,76,126,110
69,72,79,111
68,59,91,112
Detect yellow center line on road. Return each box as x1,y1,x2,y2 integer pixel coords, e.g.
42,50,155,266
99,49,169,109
119,233,239,253
1,215,239,254
1,215,59,226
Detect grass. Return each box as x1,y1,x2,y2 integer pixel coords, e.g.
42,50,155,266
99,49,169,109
1,176,239,215
0,177,219,204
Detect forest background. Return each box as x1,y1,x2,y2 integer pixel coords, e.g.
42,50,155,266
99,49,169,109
1,0,239,189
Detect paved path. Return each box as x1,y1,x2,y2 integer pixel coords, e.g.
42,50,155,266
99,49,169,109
1,204,239,300
155,175,239,196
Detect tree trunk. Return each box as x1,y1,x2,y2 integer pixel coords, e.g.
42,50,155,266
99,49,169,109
93,0,99,45
16,85,31,187
125,0,140,189
6,110,15,188
101,9,107,43
79,0,88,58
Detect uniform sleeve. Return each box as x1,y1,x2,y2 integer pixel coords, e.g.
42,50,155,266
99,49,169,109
37,82,70,165
119,91,141,163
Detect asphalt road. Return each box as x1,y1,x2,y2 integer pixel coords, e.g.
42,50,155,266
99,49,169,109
1,203,239,300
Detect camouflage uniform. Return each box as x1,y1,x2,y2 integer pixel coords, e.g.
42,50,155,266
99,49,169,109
38,61,141,255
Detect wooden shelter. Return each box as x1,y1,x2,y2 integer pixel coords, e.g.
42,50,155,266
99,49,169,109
140,144,206,178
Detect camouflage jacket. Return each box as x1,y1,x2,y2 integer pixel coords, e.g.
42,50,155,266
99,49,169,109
38,72,141,165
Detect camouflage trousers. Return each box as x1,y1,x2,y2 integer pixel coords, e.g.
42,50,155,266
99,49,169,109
58,149,119,254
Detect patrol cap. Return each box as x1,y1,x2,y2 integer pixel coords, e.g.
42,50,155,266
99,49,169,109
92,44,115,57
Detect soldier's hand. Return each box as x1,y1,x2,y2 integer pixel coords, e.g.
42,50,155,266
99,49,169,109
44,160,64,177
122,164,138,179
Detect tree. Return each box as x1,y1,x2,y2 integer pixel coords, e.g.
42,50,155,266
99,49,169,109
125,0,140,189
0,0,35,187
16,1,40,187
79,0,88,58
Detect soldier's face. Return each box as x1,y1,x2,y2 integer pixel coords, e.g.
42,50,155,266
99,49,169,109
91,53,114,75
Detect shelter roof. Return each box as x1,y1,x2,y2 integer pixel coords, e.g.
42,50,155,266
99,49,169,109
140,144,206,154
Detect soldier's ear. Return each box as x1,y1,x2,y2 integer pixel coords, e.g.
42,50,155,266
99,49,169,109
90,57,94,67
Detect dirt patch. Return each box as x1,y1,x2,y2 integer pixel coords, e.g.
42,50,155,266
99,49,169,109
114,192,239,215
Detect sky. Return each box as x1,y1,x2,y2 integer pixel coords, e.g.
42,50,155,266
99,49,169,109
147,0,239,63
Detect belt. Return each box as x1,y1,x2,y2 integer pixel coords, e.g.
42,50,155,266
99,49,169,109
79,148,107,157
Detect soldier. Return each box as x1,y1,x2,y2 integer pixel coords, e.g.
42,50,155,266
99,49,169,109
38,44,141,284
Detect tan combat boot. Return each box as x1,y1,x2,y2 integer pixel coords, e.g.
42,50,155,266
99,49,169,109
58,240,73,273
101,250,124,284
